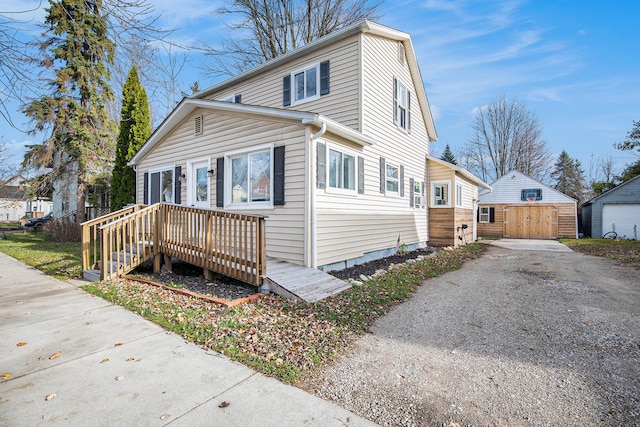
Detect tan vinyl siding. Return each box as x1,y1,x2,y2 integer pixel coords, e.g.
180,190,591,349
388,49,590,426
314,134,428,267
136,109,308,264
204,36,361,130
361,34,430,154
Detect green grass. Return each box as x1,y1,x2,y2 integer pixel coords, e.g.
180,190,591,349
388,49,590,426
561,238,640,267
0,231,82,280
0,221,22,230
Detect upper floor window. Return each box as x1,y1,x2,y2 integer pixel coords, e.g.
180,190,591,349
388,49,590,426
222,94,241,103
393,77,411,132
456,184,463,206
283,60,330,106
432,181,450,207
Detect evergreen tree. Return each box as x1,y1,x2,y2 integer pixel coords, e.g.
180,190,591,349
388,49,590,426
440,144,457,165
551,150,585,202
111,66,150,211
23,0,115,223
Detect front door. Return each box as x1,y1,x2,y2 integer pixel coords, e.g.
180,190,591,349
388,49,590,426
189,161,210,209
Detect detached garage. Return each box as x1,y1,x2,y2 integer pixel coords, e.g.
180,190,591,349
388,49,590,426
478,170,578,239
582,175,640,239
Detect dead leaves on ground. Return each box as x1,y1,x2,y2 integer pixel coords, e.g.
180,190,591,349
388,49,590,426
49,351,61,360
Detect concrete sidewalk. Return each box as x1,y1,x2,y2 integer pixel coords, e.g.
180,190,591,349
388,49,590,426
0,252,376,426
489,238,573,252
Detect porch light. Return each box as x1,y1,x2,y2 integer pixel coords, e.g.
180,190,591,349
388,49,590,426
178,173,186,182
207,168,216,177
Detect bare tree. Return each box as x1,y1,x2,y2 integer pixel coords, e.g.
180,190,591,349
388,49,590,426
465,96,552,183
197,0,381,76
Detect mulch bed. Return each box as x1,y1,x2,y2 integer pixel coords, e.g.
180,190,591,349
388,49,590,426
126,246,440,305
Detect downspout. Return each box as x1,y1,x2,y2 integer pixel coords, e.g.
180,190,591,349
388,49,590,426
310,121,327,269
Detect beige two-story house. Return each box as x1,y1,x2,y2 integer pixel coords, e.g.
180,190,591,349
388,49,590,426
129,20,483,272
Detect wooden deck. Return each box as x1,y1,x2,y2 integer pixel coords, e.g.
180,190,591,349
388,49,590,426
264,258,351,302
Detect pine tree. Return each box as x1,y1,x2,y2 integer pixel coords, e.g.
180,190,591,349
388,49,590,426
111,66,150,211
440,144,457,165
551,150,585,202
23,0,115,223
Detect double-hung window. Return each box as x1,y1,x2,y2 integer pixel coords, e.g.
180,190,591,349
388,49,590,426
432,181,450,207
228,147,272,207
293,64,319,104
479,207,490,223
393,77,411,132
413,180,424,207
386,163,399,193
329,148,356,191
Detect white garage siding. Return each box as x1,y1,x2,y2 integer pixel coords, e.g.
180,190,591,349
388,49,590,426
602,204,640,239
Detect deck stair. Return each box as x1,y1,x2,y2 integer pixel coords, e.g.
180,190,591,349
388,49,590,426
264,258,351,302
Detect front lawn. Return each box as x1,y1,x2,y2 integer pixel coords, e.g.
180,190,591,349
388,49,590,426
561,238,640,268
0,231,82,280
83,244,487,383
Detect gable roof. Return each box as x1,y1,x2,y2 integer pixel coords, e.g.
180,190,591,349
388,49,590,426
478,170,577,204
582,174,640,206
426,155,491,189
129,98,375,166
191,20,437,142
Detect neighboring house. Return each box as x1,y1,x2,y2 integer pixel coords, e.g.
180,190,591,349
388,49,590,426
426,156,491,247
129,21,482,271
478,170,578,239
0,175,52,222
582,175,640,239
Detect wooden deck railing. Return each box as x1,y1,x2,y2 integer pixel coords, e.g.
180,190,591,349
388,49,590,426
93,203,267,286
100,204,161,280
81,204,146,271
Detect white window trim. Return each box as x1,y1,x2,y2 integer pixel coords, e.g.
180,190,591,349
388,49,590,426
220,94,240,103
431,180,451,208
456,183,463,207
225,143,274,210
324,143,358,196
413,179,424,208
290,62,320,106
479,206,490,223
186,157,211,206
148,165,176,204
385,162,400,195
394,77,410,133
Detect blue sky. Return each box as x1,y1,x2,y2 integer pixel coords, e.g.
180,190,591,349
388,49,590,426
3,0,639,183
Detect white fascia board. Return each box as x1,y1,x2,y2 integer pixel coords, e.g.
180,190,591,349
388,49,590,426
302,116,375,147
129,99,374,166
427,155,491,189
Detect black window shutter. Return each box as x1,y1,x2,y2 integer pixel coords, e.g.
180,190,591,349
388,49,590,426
317,142,326,189
400,165,405,197
357,156,365,194
216,157,224,207
174,166,181,205
409,178,414,207
489,207,495,223
379,157,386,194
234,94,242,103
407,92,411,133
477,208,480,222
274,146,285,205
393,78,398,125
143,172,149,204
150,172,160,204
283,75,291,106
320,60,330,95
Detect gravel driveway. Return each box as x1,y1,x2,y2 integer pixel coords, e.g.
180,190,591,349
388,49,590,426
302,243,640,426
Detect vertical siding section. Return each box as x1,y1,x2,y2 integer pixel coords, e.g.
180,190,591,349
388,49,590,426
136,109,307,264
204,36,362,131
314,34,431,267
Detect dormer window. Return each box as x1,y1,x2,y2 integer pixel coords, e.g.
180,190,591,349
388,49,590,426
222,94,242,103
283,60,330,106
